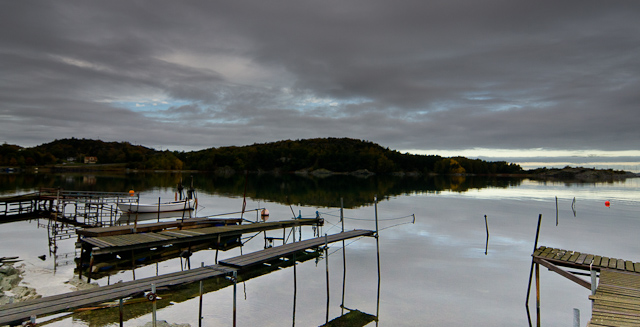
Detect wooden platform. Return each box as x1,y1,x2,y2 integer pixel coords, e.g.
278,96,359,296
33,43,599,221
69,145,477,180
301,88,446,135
81,218,323,255
220,229,375,268
533,246,640,326
533,246,640,273
589,269,640,326
77,217,243,237
0,229,373,325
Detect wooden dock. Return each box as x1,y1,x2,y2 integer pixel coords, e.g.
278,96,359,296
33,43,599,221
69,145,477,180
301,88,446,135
589,269,640,326
532,246,640,326
80,218,324,255
76,217,243,237
220,229,375,268
0,230,374,326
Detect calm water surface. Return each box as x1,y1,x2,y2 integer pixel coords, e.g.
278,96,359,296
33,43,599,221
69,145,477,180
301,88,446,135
1,173,639,326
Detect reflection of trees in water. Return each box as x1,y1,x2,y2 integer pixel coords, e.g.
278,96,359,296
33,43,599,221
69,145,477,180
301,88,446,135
1,173,523,208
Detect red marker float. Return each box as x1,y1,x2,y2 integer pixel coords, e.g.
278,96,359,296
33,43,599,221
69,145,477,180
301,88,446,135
605,200,610,208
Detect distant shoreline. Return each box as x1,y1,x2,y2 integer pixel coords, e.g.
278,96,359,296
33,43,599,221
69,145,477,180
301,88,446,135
2,165,637,183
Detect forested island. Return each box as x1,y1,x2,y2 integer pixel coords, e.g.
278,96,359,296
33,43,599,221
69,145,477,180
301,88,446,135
0,138,635,180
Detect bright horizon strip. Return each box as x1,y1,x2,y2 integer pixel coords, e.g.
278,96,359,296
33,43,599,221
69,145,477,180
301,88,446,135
400,148,640,159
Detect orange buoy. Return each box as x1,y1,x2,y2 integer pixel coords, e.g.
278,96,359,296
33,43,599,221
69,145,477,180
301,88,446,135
129,190,135,197
261,209,270,221
605,200,610,208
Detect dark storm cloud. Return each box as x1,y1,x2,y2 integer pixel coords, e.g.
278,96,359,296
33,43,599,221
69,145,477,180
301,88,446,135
1,0,639,155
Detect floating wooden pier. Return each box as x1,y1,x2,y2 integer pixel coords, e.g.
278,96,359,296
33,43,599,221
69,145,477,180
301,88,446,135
76,217,243,237
79,218,324,255
532,246,640,326
0,230,374,326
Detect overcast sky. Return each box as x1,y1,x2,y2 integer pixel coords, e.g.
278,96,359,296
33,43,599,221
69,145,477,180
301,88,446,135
1,1,639,164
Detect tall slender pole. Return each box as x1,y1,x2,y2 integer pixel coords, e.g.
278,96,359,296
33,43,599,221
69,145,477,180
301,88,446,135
152,283,157,327
233,271,237,327
526,214,543,327
325,233,330,324
199,262,204,327
340,197,346,316
157,197,161,222
535,263,540,327
375,196,381,325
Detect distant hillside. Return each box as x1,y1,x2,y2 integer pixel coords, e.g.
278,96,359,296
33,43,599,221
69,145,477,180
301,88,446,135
1,137,523,175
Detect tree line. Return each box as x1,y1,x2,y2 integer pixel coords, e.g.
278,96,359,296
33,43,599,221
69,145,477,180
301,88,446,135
1,137,523,175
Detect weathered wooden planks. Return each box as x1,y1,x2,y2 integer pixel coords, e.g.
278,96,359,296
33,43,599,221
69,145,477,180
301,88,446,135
533,246,640,273
220,229,375,268
82,218,324,255
588,269,640,327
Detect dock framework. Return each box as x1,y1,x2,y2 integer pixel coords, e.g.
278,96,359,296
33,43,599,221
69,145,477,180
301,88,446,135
0,229,374,326
531,245,640,327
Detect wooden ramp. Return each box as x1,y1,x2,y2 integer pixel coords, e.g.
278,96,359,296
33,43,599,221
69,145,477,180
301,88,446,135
0,229,373,325
220,229,375,268
589,269,640,326
81,218,323,255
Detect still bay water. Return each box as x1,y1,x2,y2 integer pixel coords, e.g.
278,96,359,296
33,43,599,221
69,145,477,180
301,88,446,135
1,172,639,326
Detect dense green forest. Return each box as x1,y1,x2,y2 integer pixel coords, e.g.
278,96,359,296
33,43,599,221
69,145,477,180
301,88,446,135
0,138,523,175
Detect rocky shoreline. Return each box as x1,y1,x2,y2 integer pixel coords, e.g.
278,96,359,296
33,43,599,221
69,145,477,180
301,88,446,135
0,263,40,306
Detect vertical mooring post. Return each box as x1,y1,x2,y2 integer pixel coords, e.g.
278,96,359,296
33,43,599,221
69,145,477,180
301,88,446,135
555,196,558,226
535,263,541,327
340,197,346,316
152,283,157,327
375,195,381,323
325,233,330,324
199,262,204,327
119,298,124,327
157,197,161,222
233,271,237,327
526,214,543,327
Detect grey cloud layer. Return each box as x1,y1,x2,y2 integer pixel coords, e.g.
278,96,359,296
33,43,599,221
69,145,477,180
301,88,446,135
1,1,639,152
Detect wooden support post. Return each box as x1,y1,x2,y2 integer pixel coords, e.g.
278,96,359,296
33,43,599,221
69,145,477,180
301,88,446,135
535,262,540,327
119,298,124,327
375,195,381,322
152,283,157,327
325,233,330,324
87,250,94,283
233,271,237,327
199,262,204,327
526,214,543,327
157,197,161,223
340,197,346,315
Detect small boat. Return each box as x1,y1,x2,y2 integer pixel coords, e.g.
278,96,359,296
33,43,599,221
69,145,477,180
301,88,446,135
117,198,196,213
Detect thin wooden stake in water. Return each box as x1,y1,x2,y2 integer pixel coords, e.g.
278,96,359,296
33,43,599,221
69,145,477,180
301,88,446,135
199,262,204,327
325,233,330,324
484,215,489,255
157,197,161,222
340,197,346,316
375,195,381,324
526,214,543,327
555,196,558,226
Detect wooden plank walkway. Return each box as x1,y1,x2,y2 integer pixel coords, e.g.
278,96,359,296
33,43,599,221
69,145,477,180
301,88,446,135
589,269,640,326
77,217,243,237
0,265,237,326
533,246,640,273
220,229,375,268
0,229,373,325
82,218,323,255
